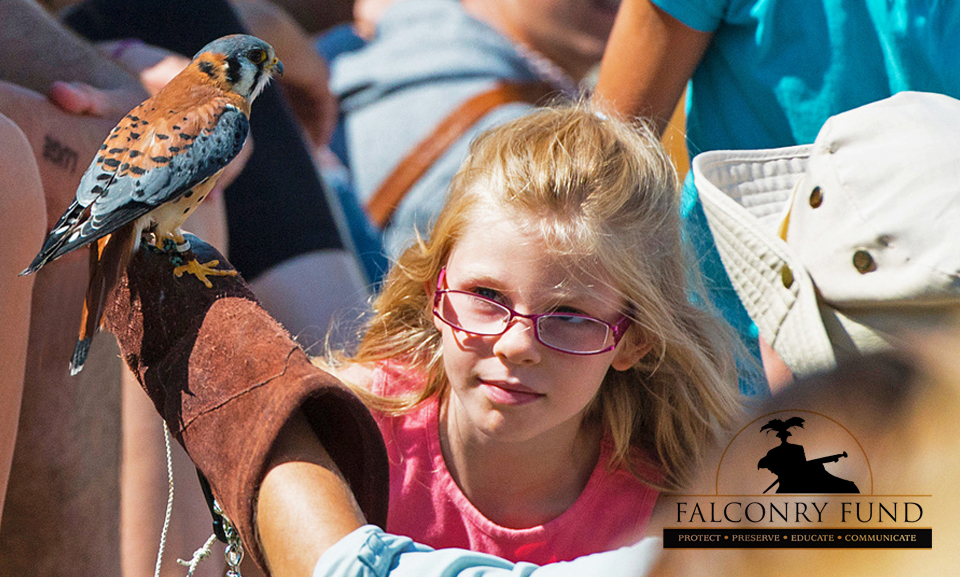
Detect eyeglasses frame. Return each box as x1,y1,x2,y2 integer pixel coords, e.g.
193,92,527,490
432,267,631,355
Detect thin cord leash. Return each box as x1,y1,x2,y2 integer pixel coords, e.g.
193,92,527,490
155,421,176,577
154,421,237,576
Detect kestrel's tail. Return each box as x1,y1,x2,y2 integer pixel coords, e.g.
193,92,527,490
71,226,136,375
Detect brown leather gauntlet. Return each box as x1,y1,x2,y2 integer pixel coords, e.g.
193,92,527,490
102,235,388,571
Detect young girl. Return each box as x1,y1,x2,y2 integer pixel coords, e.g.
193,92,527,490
326,102,743,563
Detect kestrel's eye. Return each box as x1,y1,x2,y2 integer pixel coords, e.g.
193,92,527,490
248,49,267,64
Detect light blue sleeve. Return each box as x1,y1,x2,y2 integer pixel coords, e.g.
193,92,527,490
313,526,662,577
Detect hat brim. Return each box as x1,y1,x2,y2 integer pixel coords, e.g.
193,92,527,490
694,146,841,376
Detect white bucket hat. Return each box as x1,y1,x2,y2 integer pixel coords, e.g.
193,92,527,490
695,91,960,377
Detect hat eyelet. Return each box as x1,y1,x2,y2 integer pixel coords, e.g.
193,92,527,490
781,264,794,288
809,186,823,208
852,250,876,274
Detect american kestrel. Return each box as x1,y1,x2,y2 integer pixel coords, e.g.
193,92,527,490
21,34,283,375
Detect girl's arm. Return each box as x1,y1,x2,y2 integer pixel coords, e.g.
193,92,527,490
592,0,712,135
258,410,665,577
258,409,367,577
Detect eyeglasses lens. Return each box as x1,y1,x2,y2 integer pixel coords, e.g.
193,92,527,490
437,292,509,335
536,315,611,353
437,292,612,354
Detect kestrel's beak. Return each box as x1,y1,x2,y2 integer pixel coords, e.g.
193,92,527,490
270,58,284,77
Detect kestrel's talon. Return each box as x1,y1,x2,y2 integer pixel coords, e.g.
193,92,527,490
173,258,238,288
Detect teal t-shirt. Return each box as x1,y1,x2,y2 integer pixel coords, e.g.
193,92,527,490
656,0,960,395
657,0,960,153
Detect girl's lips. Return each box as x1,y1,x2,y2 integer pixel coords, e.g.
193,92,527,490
478,380,544,406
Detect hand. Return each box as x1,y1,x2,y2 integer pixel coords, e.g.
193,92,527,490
47,80,147,120
47,41,188,118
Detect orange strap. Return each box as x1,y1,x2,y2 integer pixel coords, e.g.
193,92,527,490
364,82,555,228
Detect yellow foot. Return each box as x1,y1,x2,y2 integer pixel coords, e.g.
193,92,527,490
173,258,238,288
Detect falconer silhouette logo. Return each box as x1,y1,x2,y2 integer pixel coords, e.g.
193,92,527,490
757,416,859,494
712,410,871,496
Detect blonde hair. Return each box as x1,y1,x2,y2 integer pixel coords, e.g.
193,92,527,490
338,101,743,490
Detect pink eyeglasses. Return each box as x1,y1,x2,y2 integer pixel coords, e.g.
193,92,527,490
432,268,630,355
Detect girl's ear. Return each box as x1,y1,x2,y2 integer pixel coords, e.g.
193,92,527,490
611,327,654,371
426,280,443,332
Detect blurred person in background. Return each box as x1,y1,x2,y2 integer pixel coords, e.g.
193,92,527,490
329,0,620,264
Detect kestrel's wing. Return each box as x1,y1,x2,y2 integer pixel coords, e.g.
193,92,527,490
24,98,248,272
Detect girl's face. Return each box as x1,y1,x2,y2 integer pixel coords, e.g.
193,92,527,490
436,209,643,447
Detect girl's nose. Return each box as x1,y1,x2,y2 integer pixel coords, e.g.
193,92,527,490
492,317,541,365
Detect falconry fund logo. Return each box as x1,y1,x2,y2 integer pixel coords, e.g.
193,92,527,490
757,416,858,495
664,411,931,549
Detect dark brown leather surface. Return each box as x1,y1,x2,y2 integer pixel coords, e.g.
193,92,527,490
103,236,388,571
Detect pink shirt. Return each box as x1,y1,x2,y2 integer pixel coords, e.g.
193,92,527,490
370,363,660,564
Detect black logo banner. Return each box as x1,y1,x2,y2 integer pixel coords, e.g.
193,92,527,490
664,528,931,549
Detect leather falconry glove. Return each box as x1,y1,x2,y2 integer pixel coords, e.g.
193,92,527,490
102,234,389,572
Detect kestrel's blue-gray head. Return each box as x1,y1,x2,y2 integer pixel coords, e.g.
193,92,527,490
191,34,284,102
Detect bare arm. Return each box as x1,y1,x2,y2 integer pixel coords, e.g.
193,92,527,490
0,0,138,93
0,113,45,523
0,81,119,223
592,0,713,135
0,1,147,222
257,410,367,577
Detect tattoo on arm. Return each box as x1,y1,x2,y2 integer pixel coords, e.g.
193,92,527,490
43,135,79,173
